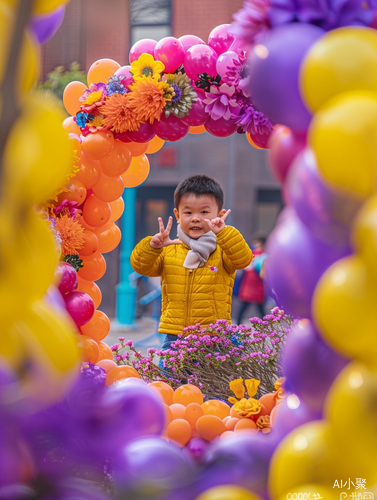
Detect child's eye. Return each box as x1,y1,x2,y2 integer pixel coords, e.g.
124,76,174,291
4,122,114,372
201,211,208,214
185,212,191,214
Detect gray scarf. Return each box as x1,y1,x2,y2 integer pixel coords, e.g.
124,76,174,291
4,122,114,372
177,224,217,269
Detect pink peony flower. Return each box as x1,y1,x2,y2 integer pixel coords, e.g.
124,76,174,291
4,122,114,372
204,84,239,121
230,0,270,45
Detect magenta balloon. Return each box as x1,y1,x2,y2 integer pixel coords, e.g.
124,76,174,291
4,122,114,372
129,39,157,63
55,262,78,295
185,437,210,462
154,36,185,73
153,114,189,141
248,23,325,131
208,24,235,56
216,50,239,80
181,92,208,126
179,34,206,53
268,126,307,184
249,128,271,149
29,6,65,44
64,291,95,327
126,121,155,143
184,44,218,81
204,116,237,137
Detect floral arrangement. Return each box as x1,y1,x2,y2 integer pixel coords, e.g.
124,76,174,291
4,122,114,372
111,308,293,402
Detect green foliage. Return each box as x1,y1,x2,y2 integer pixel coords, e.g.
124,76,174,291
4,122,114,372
36,62,87,103
63,254,83,272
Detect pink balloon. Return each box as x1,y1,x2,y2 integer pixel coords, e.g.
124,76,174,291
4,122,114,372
126,122,155,143
154,36,184,73
229,35,252,54
64,291,95,327
129,39,157,63
208,24,235,56
184,44,218,81
153,114,189,141
249,129,272,149
216,50,239,80
55,262,78,295
181,92,208,126
268,126,307,184
114,65,134,86
178,34,206,53
204,116,237,137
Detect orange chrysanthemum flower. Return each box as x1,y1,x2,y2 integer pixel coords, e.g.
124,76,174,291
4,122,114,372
55,215,85,256
99,93,141,133
127,78,171,124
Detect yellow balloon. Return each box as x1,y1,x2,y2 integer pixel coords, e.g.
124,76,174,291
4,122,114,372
32,0,69,15
195,485,262,500
312,254,377,367
4,94,72,205
301,27,377,112
352,193,377,268
309,91,377,198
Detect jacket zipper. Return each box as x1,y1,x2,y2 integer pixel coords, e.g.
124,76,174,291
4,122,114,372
185,269,194,327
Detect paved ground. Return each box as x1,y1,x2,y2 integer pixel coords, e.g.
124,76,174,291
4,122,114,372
105,317,162,356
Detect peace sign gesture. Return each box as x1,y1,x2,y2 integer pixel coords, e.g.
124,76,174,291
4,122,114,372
204,209,231,234
150,216,182,249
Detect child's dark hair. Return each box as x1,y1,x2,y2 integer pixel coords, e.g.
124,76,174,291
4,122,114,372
174,174,224,210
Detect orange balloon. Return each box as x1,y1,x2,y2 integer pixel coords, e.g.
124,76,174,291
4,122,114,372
146,135,165,154
77,334,99,363
173,384,203,406
170,403,186,420
57,178,86,205
148,381,174,406
100,140,132,177
121,154,150,188
202,400,230,420
270,402,283,426
79,230,99,257
82,194,111,227
184,403,204,429
235,418,258,433
75,154,101,189
127,141,148,157
97,359,117,373
68,134,82,158
97,341,113,361
105,365,141,386
167,418,192,447
230,406,241,418
196,415,226,441
92,222,121,253
220,431,235,440
189,124,206,134
259,393,277,415
63,116,81,135
162,403,173,428
109,197,124,223
76,276,102,309
82,131,114,160
87,58,121,86
225,417,240,431
246,132,264,150
80,310,111,342
78,252,107,281
63,80,87,116
92,172,124,202
77,215,95,231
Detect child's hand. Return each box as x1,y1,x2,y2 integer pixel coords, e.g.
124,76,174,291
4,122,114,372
204,209,231,234
150,216,182,249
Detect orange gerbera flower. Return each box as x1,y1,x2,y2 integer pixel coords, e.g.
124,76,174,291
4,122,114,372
127,78,171,124
99,93,141,133
55,215,85,256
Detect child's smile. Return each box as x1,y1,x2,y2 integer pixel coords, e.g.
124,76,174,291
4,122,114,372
174,194,223,239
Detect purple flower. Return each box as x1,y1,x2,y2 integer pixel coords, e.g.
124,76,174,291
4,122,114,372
234,101,273,135
204,84,239,121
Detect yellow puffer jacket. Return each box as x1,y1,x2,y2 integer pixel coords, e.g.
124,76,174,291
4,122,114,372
131,226,253,335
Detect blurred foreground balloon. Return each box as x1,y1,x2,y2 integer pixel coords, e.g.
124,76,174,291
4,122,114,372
29,6,65,44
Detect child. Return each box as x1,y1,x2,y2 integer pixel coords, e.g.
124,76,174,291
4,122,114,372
130,174,253,350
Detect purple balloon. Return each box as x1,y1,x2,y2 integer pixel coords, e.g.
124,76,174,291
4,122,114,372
181,92,209,127
129,38,157,63
185,437,210,462
282,320,349,411
285,149,362,247
55,262,78,295
63,291,94,327
29,6,65,44
272,398,322,440
126,121,155,143
179,34,206,53
208,24,235,56
184,44,218,81
248,23,325,131
265,207,350,318
204,116,237,137
45,285,67,313
153,114,189,141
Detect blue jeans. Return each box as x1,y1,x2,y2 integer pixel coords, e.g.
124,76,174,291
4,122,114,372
158,334,177,369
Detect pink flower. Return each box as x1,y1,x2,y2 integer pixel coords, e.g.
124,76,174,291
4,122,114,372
230,0,270,46
204,84,239,121
53,199,81,218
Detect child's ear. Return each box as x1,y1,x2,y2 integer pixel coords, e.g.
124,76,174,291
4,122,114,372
218,209,227,218
173,208,180,223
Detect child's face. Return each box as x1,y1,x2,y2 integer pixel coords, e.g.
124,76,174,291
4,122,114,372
174,194,225,239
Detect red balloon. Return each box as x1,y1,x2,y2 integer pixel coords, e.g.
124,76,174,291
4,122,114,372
181,92,208,127
55,262,78,295
204,116,237,137
153,114,189,142
126,121,155,143
268,125,307,184
64,291,95,327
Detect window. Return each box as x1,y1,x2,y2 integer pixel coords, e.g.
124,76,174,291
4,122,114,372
129,0,172,46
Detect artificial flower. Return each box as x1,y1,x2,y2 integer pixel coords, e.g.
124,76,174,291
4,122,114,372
53,199,81,218
230,0,270,45
233,397,262,418
223,50,251,97
105,75,128,96
229,378,246,399
80,82,107,103
234,101,273,135
82,90,103,106
55,215,85,256
274,377,286,404
245,378,260,397
128,78,172,123
99,93,141,133
130,53,165,81
204,83,239,121
256,414,271,433
162,72,198,118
